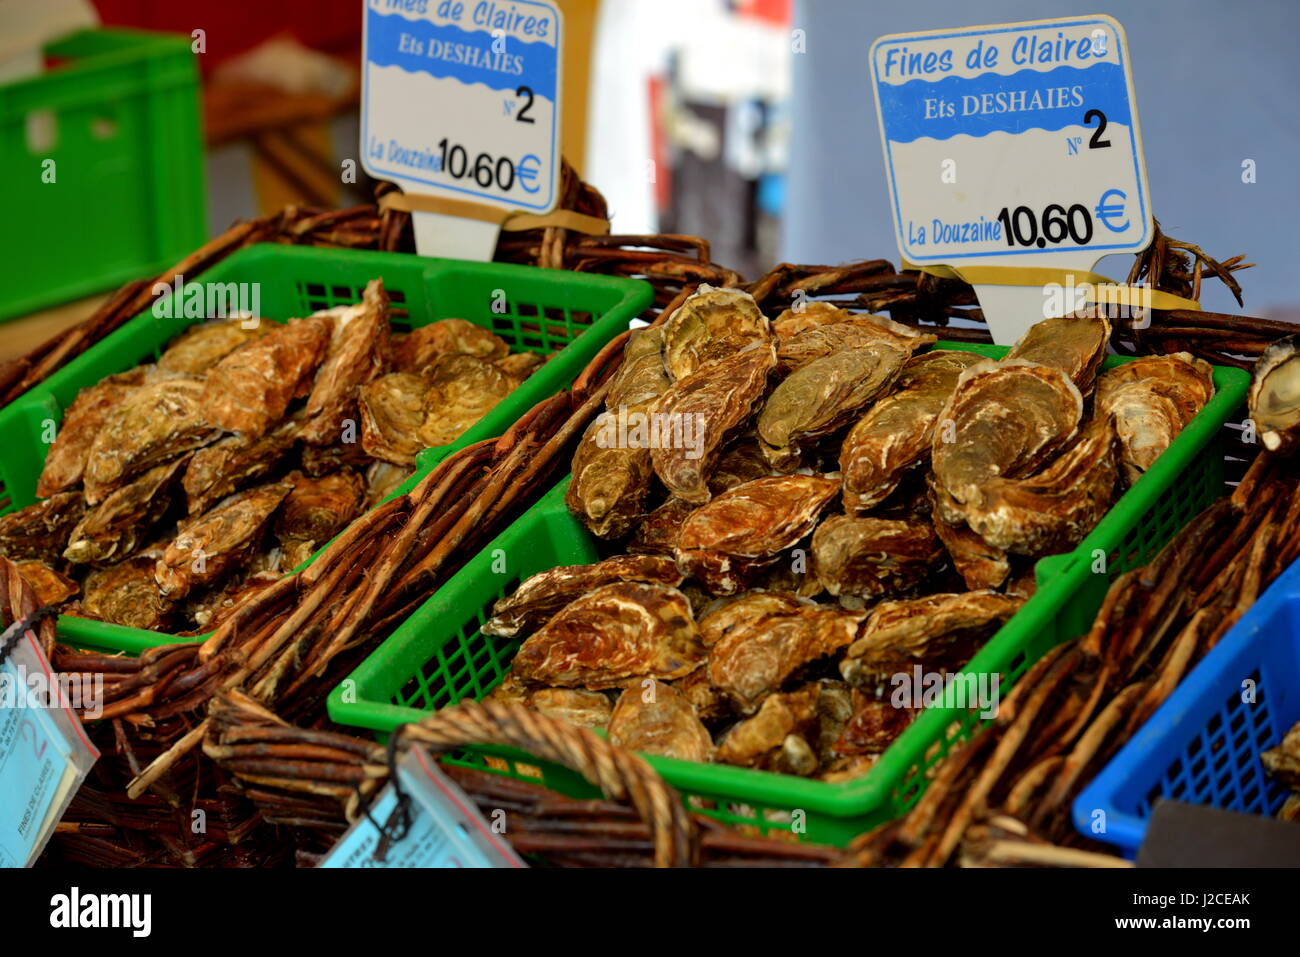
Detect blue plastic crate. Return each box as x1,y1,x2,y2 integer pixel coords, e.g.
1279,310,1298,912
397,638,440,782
1073,555,1300,857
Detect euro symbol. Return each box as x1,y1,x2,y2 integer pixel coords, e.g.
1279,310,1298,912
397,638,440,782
1095,189,1129,233
517,154,542,194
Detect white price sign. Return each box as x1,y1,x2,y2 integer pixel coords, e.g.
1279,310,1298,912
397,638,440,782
870,15,1152,342
362,0,563,258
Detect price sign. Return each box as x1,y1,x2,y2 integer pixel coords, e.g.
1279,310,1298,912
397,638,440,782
870,15,1152,342
362,0,563,259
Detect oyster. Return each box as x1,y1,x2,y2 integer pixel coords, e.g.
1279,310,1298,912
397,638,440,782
364,460,413,507
933,511,1010,590
771,300,848,340
202,314,333,437
274,469,366,569
84,374,220,503
840,591,1023,687
708,436,776,492
832,694,916,757
628,497,699,555
607,680,714,762
673,667,730,724
484,671,531,706
676,474,840,595
496,351,545,382
158,319,269,374
299,279,390,446
606,325,671,408
1098,353,1214,483
930,359,1083,528
1250,335,1300,455
811,515,943,598
358,372,429,465
511,582,705,689
36,369,146,497
182,417,299,515
301,439,373,477
840,350,983,513
64,456,190,565
14,560,78,605
186,571,281,633
661,285,770,380
482,554,683,638
715,684,818,771
650,341,777,503
155,481,293,599
776,317,934,374
566,406,656,539
697,591,807,648
758,340,910,460
418,354,517,447
0,491,85,563
708,605,864,713
1005,315,1111,394
528,688,613,731
391,318,509,373
1262,721,1300,788
82,557,175,631
962,417,1119,556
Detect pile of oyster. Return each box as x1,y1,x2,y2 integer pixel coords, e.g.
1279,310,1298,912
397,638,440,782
0,280,544,634
485,286,1215,782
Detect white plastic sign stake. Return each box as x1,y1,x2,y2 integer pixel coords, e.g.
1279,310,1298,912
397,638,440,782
361,0,564,260
320,748,525,868
870,15,1152,343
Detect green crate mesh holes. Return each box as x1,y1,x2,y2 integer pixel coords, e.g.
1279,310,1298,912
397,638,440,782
489,305,595,353
296,281,411,325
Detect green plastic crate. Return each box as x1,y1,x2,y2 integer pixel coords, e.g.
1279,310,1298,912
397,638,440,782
328,343,1250,846
0,243,652,655
0,28,207,320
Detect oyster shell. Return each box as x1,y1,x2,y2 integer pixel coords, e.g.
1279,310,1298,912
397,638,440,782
628,496,699,555
37,369,146,497
758,340,910,460
391,318,509,373
358,372,428,465
566,405,656,539
14,560,78,606
715,684,819,771
831,694,916,757
961,416,1119,556
607,680,714,762
606,325,671,409
84,374,220,503
0,491,85,563
301,439,373,477
364,460,414,507
155,481,293,599
771,300,849,340
811,515,943,599
1250,335,1300,455
64,456,190,565
483,554,683,638
202,315,333,437
1261,721,1300,788
496,351,545,382
708,436,777,492
840,350,983,513
298,279,390,446
511,582,705,689
274,468,366,568
708,605,864,714
418,353,517,447
661,285,770,380
82,557,176,631
697,590,808,647
1098,353,1214,483
840,591,1023,687
182,417,299,515
1005,315,1111,394
672,667,730,724
676,474,840,595
776,317,934,374
930,359,1083,528
185,571,282,634
528,687,613,730
932,511,1009,590
158,319,269,375
650,341,777,503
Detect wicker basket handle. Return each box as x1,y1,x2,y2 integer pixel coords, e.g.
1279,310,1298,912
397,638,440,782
399,700,697,867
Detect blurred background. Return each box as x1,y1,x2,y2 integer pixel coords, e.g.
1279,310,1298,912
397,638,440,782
3,0,1297,355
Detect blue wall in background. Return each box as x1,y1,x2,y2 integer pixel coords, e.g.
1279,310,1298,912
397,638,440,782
784,0,1300,315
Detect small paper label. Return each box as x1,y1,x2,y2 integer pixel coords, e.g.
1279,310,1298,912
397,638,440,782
870,15,1151,264
321,749,524,868
0,626,98,868
361,0,563,214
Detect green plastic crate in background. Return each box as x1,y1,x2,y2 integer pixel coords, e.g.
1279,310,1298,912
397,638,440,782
329,343,1250,847
0,28,207,320
0,243,652,655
